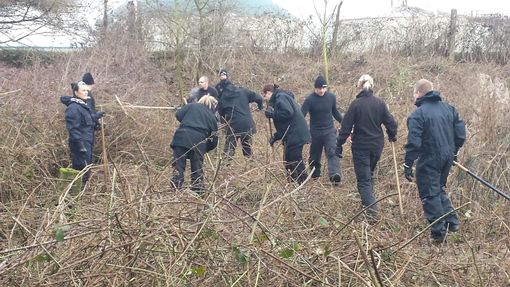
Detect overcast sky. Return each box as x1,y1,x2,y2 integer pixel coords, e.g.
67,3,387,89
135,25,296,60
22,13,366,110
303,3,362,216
274,0,510,19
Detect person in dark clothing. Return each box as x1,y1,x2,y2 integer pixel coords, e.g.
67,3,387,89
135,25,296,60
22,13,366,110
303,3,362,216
61,81,95,183
301,75,343,184
82,72,105,131
403,79,466,243
217,81,263,159
170,95,219,193
337,75,398,218
215,69,231,99
188,76,219,103
263,84,311,184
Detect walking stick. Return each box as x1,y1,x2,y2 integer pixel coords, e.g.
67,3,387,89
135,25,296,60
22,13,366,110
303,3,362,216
100,114,109,192
454,161,510,202
391,142,404,215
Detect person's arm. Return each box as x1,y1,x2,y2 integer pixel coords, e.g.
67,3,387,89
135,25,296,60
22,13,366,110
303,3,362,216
404,113,424,167
175,104,189,122
382,103,398,141
332,95,343,123
301,97,310,118
248,90,264,110
452,106,466,154
337,103,356,146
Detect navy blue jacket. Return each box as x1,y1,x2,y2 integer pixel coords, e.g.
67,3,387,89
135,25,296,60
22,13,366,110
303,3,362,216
171,103,218,152
404,91,466,166
61,96,95,148
269,89,311,147
337,89,397,151
217,83,263,134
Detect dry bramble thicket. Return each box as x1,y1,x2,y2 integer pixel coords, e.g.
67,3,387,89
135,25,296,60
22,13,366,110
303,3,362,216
0,9,510,287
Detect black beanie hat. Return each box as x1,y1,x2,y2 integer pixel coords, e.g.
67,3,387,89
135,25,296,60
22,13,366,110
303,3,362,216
314,75,327,88
82,72,94,85
219,69,228,77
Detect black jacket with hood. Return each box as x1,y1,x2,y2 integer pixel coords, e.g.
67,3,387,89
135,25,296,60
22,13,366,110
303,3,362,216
404,90,466,166
269,89,311,147
217,82,263,134
61,96,95,149
171,103,218,152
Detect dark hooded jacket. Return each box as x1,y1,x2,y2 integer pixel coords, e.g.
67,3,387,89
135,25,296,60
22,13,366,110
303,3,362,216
61,96,95,148
269,89,311,147
171,103,218,152
337,89,397,151
404,91,466,166
217,82,263,134
215,79,232,99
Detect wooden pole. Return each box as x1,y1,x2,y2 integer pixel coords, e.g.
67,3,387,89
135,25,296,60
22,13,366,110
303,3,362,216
391,142,404,215
100,112,109,193
448,9,458,61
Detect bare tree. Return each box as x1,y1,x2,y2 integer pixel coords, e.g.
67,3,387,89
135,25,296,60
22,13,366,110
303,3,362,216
0,0,80,45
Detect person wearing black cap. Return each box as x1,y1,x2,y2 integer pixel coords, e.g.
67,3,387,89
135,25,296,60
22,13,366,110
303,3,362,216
82,72,105,131
301,75,343,184
263,84,311,184
60,82,95,183
337,75,398,219
217,80,263,159
171,95,219,193
215,69,231,99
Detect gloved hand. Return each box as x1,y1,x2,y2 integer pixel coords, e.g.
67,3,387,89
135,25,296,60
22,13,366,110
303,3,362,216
453,153,459,164
265,107,274,119
97,111,106,119
78,142,87,153
403,163,413,182
389,136,397,142
268,135,277,146
335,145,343,158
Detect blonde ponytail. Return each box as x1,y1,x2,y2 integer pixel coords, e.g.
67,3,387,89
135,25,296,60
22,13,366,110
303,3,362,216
357,74,374,91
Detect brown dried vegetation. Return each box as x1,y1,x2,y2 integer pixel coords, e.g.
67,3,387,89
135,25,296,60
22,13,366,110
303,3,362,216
0,29,509,286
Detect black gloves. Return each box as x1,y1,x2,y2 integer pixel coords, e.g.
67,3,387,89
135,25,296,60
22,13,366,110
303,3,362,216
389,136,397,142
265,107,274,119
268,135,277,146
403,163,413,182
335,145,343,158
78,142,87,153
97,111,106,119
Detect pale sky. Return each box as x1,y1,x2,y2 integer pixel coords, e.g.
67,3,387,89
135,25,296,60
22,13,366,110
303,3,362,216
273,0,510,19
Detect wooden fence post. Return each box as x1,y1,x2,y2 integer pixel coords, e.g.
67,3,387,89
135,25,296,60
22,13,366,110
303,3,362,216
448,9,458,61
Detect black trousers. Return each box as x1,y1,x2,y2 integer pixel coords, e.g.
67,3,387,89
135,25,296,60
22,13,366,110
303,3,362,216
352,148,381,215
70,141,93,183
309,128,340,178
171,145,205,190
416,154,459,239
224,130,252,158
284,143,307,184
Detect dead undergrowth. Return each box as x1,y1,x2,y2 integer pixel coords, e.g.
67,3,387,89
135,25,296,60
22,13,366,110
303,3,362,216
0,46,509,286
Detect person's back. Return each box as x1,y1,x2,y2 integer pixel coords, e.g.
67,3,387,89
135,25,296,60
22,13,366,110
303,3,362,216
271,89,310,147
172,103,217,149
407,91,459,158
403,79,466,243
218,84,262,134
339,89,397,151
